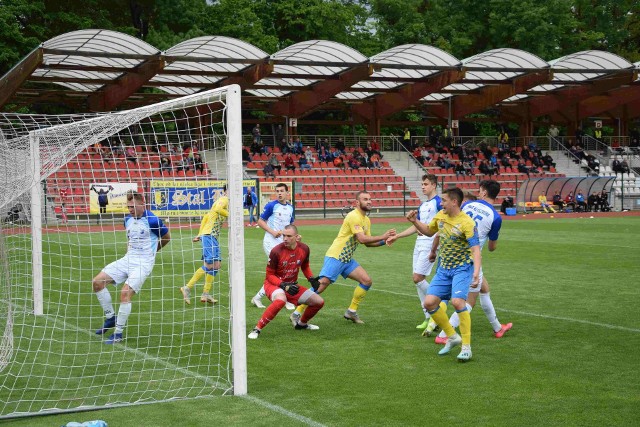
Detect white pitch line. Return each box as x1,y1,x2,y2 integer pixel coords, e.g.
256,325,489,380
39,313,326,426
326,282,640,333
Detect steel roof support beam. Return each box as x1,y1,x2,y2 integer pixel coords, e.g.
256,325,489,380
87,55,165,111
351,70,465,121
269,63,372,118
0,47,43,109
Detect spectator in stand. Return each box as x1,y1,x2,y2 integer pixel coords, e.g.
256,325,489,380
564,192,576,211
268,153,282,173
463,160,475,176
500,155,511,169
284,153,296,171
263,163,276,178
620,160,630,174
251,138,262,156
498,128,509,150
275,124,285,147
175,159,189,172
333,155,345,170
489,153,498,168
330,147,340,160
370,139,381,157
413,146,424,164
293,137,303,155
455,162,466,177
193,153,205,174
370,153,381,169
517,161,530,178
437,154,453,171
402,128,411,150
126,146,138,165
542,152,555,169
575,191,587,212
286,137,295,154
530,153,542,169
348,154,360,170
500,196,514,214
479,160,496,176
298,154,311,170
318,146,330,162
552,191,564,211
585,153,600,173
335,138,346,155
160,155,172,173
304,146,315,165
612,158,622,173
252,124,261,143
548,124,559,139
528,139,538,152
587,192,599,212
242,146,251,163
575,127,585,145
442,125,452,148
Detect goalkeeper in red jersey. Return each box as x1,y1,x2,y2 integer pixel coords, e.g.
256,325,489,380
248,225,324,339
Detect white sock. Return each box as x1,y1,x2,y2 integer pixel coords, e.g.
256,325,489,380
480,293,502,332
415,279,430,319
96,288,114,318
439,303,472,338
115,303,132,334
255,286,266,299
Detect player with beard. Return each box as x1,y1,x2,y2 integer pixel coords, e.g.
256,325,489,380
291,191,396,325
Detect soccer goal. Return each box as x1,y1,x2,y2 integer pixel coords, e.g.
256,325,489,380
0,85,246,419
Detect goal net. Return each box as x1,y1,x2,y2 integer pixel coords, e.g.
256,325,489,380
0,85,246,419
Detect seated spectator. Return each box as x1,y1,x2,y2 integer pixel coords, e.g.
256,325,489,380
421,147,432,165
268,153,281,173
333,156,345,170
370,153,381,169
479,160,497,176
585,153,600,173
250,139,262,155
612,159,622,173
575,191,587,212
455,162,466,177
517,161,530,177
552,191,564,210
242,146,251,163
500,196,514,214
620,160,630,173
489,154,498,167
500,155,511,169
126,146,138,165
193,153,205,174
286,138,295,154
304,146,315,164
298,154,311,170
542,152,555,169
278,138,288,154
335,138,346,154
284,153,296,171
413,147,424,164
263,163,276,178
538,193,556,213
463,160,475,175
330,147,340,159
348,155,360,170
318,146,330,162
175,159,189,172
293,137,303,155
160,156,172,173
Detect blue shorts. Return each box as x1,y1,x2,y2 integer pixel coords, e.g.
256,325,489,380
428,263,474,301
201,235,221,264
319,256,360,283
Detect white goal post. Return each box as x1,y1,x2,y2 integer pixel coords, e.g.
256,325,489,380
0,84,246,419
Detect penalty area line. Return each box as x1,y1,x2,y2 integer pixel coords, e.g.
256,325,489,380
330,282,640,334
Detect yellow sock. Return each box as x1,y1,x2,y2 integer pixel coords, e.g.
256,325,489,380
295,304,307,315
439,301,447,312
458,309,471,345
203,273,214,294
186,267,205,289
348,284,370,312
430,306,456,337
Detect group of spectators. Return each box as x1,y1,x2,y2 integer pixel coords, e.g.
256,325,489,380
159,143,205,174
550,190,610,212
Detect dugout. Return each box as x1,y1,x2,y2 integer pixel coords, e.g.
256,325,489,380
516,176,615,213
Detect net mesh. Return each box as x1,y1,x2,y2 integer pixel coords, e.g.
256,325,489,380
0,87,242,418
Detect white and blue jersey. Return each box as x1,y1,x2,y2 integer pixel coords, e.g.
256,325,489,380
462,200,501,249
415,195,442,247
124,210,169,261
260,200,295,255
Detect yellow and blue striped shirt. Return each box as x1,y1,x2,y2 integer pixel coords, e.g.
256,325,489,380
326,209,371,262
197,195,229,239
428,210,478,268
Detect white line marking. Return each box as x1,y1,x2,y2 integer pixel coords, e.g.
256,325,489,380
325,282,640,333
38,313,326,426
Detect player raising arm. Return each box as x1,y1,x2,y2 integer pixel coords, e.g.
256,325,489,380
180,185,228,305
92,191,170,344
248,225,324,339
291,191,395,325
407,187,480,362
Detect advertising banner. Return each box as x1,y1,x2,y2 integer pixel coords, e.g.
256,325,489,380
89,182,138,214
257,180,294,213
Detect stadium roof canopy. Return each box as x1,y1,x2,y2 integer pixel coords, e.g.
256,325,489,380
2,29,639,131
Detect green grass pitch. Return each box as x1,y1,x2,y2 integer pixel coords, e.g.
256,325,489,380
2,216,640,426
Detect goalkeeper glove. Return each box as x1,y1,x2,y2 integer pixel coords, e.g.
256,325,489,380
308,276,321,291
279,282,299,295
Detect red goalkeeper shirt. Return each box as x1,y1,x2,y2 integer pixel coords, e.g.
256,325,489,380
264,242,313,287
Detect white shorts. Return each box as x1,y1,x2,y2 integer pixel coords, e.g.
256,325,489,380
263,235,283,257
102,256,154,293
413,244,436,277
468,267,484,293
